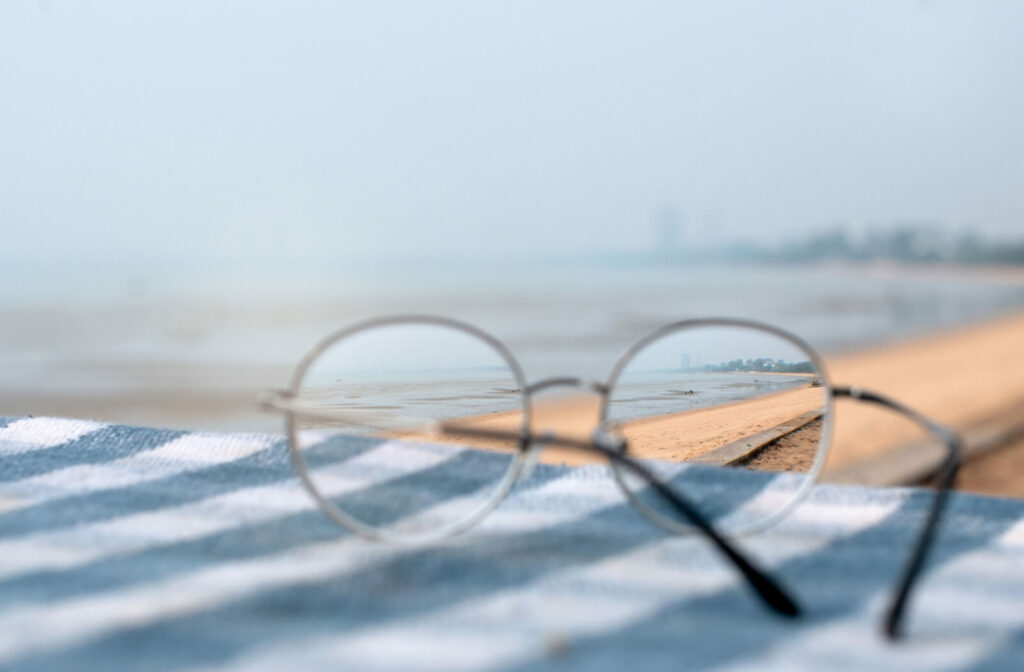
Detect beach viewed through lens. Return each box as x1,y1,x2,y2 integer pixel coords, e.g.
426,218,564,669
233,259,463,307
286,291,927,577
289,319,527,540
605,323,829,533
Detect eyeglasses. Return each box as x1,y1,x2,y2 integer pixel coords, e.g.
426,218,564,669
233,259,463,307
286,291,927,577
261,314,961,640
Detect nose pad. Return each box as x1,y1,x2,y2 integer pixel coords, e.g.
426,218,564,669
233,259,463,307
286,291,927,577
591,427,627,455
518,432,553,481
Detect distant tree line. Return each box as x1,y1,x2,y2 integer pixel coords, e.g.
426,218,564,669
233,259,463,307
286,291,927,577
593,221,1024,271
727,225,1024,265
703,358,814,373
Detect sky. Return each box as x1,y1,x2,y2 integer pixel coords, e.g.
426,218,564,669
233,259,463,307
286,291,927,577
2,1,1023,269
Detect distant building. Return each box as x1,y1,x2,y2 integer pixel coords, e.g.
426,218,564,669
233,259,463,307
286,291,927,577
681,353,691,371
657,208,683,260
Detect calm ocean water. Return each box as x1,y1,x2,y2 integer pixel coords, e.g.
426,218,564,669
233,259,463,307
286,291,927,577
607,371,811,422
252,261,1024,380
298,369,810,431
2,261,1023,429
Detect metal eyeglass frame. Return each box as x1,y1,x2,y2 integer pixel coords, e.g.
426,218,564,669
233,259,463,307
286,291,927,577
262,314,962,640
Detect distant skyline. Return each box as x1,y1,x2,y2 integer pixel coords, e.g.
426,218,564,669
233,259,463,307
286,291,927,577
2,1,1023,268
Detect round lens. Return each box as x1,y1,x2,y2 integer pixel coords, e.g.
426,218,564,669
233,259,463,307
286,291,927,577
604,321,830,534
287,318,528,541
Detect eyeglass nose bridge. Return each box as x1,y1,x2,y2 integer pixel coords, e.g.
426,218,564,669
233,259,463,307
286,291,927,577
517,376,623,481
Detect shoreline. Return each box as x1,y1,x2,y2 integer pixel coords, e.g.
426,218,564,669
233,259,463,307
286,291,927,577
414,384,824,467
1,304,1022,493
411,310,1024,474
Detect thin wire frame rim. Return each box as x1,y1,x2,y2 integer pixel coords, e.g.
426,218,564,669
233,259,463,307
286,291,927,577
285,314,533,545
600,316,835,537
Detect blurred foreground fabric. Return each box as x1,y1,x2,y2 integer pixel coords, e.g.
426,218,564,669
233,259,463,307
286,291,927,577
0,416,1022,671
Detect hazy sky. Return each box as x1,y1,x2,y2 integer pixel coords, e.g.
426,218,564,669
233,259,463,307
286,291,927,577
2,1,1023,267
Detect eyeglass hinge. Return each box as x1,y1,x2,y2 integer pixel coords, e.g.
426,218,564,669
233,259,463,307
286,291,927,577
258,388,294,413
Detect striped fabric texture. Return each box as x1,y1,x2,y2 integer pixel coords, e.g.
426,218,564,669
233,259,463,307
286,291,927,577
0,415,1022,671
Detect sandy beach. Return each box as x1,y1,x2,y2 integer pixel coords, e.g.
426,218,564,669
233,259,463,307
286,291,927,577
826,310,1024,468
430,383,824,467
421,310,1024,486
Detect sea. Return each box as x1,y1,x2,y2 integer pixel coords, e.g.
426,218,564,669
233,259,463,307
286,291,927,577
2,259,1023,430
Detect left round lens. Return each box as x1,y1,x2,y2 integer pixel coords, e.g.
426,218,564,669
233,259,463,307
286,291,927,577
287,318,528,542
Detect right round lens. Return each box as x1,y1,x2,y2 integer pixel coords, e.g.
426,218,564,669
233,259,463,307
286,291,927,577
604,321,831,534
286,317,528,542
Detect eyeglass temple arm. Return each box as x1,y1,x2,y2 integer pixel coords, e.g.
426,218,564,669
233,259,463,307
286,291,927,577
831,386,963,640
259,391,442,432
260,392,799,617
438,423,800,618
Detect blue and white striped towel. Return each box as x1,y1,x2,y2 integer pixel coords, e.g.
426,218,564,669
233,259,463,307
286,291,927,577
0,415,1022,671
